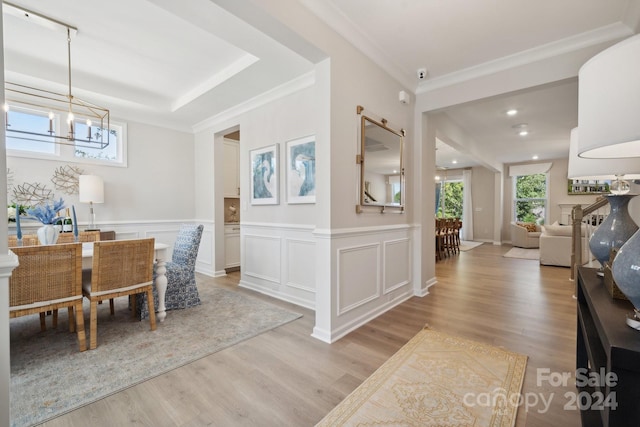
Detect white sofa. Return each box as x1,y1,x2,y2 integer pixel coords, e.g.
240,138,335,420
511,222,541,248
539,222,591,267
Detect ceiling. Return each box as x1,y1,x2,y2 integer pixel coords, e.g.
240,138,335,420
301,0,640,169
1,0,315,132
2,0,640,166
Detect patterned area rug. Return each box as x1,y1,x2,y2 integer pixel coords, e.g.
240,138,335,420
503,247,540,260
317,327,527,427
10,285,302,427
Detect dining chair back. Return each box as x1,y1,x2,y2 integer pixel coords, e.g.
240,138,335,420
83,238,156,349
57,230,101,244
8,234,39,247
9,230,101,247
9,243,87,351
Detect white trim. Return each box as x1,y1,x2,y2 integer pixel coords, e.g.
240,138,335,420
192,71,315,133
509,162,552,177
417,23,632,94
299,0,414,91
171,54,258,112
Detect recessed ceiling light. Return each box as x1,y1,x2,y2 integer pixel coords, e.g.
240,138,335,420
435,175,441,181
452,160,457,164
532,155,539,160
506,109,518,116
519,130,529,136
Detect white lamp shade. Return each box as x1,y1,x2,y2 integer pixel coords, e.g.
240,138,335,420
79,175,104,203
578,34,640,158
568,128,640,179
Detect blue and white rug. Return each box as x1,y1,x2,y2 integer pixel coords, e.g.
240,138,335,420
9,285,302,427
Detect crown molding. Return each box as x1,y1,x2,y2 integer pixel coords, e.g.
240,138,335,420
299,0,414,91
416,22,633,94
192,70,315,133
300,2,635,96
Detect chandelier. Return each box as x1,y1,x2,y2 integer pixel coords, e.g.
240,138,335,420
3,2,110,150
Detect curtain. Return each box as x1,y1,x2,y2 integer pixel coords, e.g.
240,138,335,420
462,169,473,241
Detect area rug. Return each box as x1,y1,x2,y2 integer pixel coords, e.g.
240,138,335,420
10,285,302,427
503,247,540,260
459,241,484,251
316,326,527,427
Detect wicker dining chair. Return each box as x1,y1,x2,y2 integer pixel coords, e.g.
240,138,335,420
82,238,156,350
8,234,39,247
9,243,87,352
56,230,101,244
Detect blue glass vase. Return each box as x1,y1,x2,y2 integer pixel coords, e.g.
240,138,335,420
589,194,638,271
613,229,640,315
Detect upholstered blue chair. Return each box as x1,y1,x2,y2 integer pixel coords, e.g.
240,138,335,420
137,224,204,319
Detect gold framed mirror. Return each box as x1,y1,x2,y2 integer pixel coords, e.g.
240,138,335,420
356,106,405,213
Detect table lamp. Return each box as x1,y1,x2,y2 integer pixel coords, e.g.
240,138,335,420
79,175,104,231
577,34,640,328
568,128,640,275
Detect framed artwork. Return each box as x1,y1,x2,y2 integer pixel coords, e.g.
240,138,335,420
567,179,611,195
250,144,279,205
286,135,316,204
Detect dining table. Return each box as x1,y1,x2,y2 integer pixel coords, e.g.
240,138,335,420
81,241,170,322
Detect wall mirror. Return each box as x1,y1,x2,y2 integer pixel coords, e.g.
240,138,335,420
356,106,405,213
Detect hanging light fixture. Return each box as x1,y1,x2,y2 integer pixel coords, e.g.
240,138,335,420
3,2,110,150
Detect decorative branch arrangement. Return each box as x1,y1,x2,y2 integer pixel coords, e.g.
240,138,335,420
51,164,83,195
12,182,54,206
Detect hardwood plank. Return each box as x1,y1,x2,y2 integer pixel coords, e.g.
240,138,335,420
38,243,580,426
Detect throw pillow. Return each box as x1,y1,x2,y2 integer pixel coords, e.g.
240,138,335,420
517,222,538,232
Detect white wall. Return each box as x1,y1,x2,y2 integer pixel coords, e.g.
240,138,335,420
4,121,218,275
7,121,195,223
194,82,319,306
250,2,416,342
193,2,418,342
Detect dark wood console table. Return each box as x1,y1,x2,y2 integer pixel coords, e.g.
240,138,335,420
576,266,640,426
99,230,116,241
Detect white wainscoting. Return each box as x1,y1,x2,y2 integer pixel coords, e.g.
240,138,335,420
314,224,414,343
239,222,316,309
337,243,381,316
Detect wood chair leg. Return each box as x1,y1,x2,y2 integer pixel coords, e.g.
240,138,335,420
146,288,157,331
75,301,87,352
68,307,76,333
53,309,58,329
109,299,115,316
89,299,98,350
131,294,137,319
39,313,46,332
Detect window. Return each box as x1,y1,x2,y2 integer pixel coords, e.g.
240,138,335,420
74,121,125,164
6,106,127,167
513,173,547,224
6,108,57,155
436,180,463,218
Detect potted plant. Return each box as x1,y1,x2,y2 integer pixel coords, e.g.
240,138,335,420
26,198,65,245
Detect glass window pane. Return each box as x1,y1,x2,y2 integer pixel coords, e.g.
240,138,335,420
6,110,56,154
515,174,546,198
515,200,546,224
74,122,119,161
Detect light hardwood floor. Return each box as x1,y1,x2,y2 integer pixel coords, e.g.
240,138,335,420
40,243,580,426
